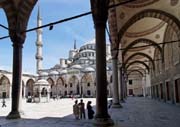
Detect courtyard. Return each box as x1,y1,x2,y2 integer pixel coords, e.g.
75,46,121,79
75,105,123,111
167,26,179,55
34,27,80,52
0,97,180,127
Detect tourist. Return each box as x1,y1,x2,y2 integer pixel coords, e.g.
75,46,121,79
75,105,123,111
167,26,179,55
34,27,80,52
2,98,7,108
87,101,94,119
108,100,113,109
73,100,79,120
79,99,86,119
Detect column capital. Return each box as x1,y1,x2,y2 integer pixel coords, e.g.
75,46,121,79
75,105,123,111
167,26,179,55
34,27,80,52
90,0,109,27
10,30,26,47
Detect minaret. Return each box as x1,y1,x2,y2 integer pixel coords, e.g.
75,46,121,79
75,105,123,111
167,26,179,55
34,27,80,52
36,5,43,74
74,39,76,49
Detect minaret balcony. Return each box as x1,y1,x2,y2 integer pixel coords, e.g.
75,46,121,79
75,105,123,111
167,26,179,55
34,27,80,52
36,42,43,46
36,55,43,60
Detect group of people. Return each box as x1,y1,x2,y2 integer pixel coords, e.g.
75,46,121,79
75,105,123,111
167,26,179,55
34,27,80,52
73,99,94,120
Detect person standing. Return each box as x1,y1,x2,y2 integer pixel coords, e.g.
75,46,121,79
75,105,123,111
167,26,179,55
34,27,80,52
73,100,79,120
79,99,86,119
87,101,94,119
2,98,7,107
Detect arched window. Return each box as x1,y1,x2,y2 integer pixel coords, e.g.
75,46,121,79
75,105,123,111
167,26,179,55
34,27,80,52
87,82,90,87
87,90,91,96
65,84,67,88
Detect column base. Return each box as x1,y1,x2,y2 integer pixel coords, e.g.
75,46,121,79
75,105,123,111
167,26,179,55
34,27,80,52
120,99,125,103
112,103,122,108
6,111,21,119
94,117,114,127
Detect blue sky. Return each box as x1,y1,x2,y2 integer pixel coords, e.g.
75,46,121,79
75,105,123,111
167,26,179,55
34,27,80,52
0,0,95,74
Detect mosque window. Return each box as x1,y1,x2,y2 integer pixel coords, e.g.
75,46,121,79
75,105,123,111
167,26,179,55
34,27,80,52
87,83,90,87
65,84,67,88
87,90,91,96
70,83,72,87
129,80,133,85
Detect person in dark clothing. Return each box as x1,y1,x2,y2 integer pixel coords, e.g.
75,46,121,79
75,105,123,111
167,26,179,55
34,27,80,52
2,98,7,107
87,101,94,119
79,99,86,119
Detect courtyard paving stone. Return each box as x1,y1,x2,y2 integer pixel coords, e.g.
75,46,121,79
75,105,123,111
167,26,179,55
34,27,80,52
0,97,180,127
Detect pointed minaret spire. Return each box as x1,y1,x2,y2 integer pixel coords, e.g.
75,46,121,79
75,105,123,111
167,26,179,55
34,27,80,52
37,4,41,21
74,39,76,49
36,4,43,75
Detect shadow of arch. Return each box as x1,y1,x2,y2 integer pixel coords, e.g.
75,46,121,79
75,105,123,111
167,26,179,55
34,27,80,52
126,60,150,73
118,9,180,57
124,52,155,70
122,38,163,62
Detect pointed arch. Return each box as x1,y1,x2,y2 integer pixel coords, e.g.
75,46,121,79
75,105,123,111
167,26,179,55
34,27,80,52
122,38,162,59
47,78,54,86
118,9,180,58
126,60,150,72
127,70,144,77
124,52,155,70
0,75,10,98
2,0,37,39
127,65,146,75
26,79,34,97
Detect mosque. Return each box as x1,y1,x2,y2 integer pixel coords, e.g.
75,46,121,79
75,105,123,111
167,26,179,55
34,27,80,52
0,6,145,100
0,1,179,126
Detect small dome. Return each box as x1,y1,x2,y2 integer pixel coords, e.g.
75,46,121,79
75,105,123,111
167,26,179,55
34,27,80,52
35,79,50,86
49,70,59,75
84,38,95,45
83,67,95,72
60,69,68,74
39,71,48,76
71,64,82,69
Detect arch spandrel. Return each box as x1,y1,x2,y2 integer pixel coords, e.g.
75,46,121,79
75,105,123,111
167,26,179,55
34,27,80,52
1,0,37,41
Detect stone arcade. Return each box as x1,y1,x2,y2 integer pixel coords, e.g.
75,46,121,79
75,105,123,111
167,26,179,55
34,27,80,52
0,0,180,126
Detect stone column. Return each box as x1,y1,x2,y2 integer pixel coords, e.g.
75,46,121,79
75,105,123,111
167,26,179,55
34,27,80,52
112,58,122,108
9,85,12,99
7,34,25,119
142,76,146,97
90,0,114,126
39,89,41,103
119,67,125,102
19,81,24,115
